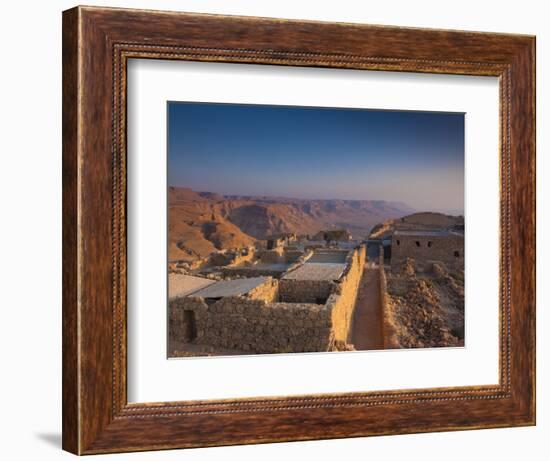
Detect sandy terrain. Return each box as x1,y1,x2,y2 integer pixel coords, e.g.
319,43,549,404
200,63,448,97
351,267,384,350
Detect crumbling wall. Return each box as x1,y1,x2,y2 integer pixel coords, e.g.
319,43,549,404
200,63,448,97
230,248,256,266
219,249,311,279
169,257,207,274
209,246,256,267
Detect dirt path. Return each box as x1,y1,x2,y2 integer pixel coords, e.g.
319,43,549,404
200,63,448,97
351,267,384,350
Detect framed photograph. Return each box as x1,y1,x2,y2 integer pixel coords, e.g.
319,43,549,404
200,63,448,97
62,6,535,454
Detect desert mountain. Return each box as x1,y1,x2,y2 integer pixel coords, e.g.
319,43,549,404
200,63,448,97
168,187,415,261
168,188,257,262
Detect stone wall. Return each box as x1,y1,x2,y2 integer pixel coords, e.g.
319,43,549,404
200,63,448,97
199,298,332,353
168,296,207,352
278,279,335,304
246,277,279,302
257,248,285,263
327,244,366,342
284,248,306,263
257,247,310,265
219,249,312,279
169,295,333,354
379,246,399,348
391,233,464,271
169,245,368,355
209,246,256,267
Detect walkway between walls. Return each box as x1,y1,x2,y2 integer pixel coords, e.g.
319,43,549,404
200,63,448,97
351,266,384,350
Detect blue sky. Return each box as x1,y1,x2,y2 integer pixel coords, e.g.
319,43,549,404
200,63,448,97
168,102,464,213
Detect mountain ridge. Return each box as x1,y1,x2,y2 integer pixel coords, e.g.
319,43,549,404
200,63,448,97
168,187,416,261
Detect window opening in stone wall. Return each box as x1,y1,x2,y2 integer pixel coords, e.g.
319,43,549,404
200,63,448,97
415,241,420,247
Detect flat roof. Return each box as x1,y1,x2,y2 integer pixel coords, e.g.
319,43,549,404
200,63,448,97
252,263,290,271
394,230,463,237
169,274,216,299
224,262,290,272
282,262,345,281
189,276,268,298
308,250,349,264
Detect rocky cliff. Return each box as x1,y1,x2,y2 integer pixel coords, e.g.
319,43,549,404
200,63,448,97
169,187,414,261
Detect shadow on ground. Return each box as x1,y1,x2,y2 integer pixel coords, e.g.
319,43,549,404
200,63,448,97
36,432,62,448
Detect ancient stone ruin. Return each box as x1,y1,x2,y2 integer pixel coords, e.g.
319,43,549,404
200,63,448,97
390,230,464,272
381,225,465,349
168,214,466,356
169,245,366,355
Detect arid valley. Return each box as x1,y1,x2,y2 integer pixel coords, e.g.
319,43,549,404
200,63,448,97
168,186,415,263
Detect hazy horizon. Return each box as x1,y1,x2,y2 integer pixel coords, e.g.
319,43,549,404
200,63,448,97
169,185,469,218
168,102,465,214
171,185,413,203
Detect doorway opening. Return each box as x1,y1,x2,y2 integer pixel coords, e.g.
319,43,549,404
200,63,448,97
184,310,197,342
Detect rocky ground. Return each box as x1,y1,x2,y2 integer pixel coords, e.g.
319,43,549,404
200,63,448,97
170,336,355,357
385,258,464,348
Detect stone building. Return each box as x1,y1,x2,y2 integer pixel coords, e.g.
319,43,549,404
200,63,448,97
169,245,366,355
279,249,349,304
266,233,297,250
220,247,313,279
390,230,464,271
312,229,352,243
208,246,256,267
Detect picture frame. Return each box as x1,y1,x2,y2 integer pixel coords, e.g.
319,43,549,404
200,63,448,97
62,5,535,455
